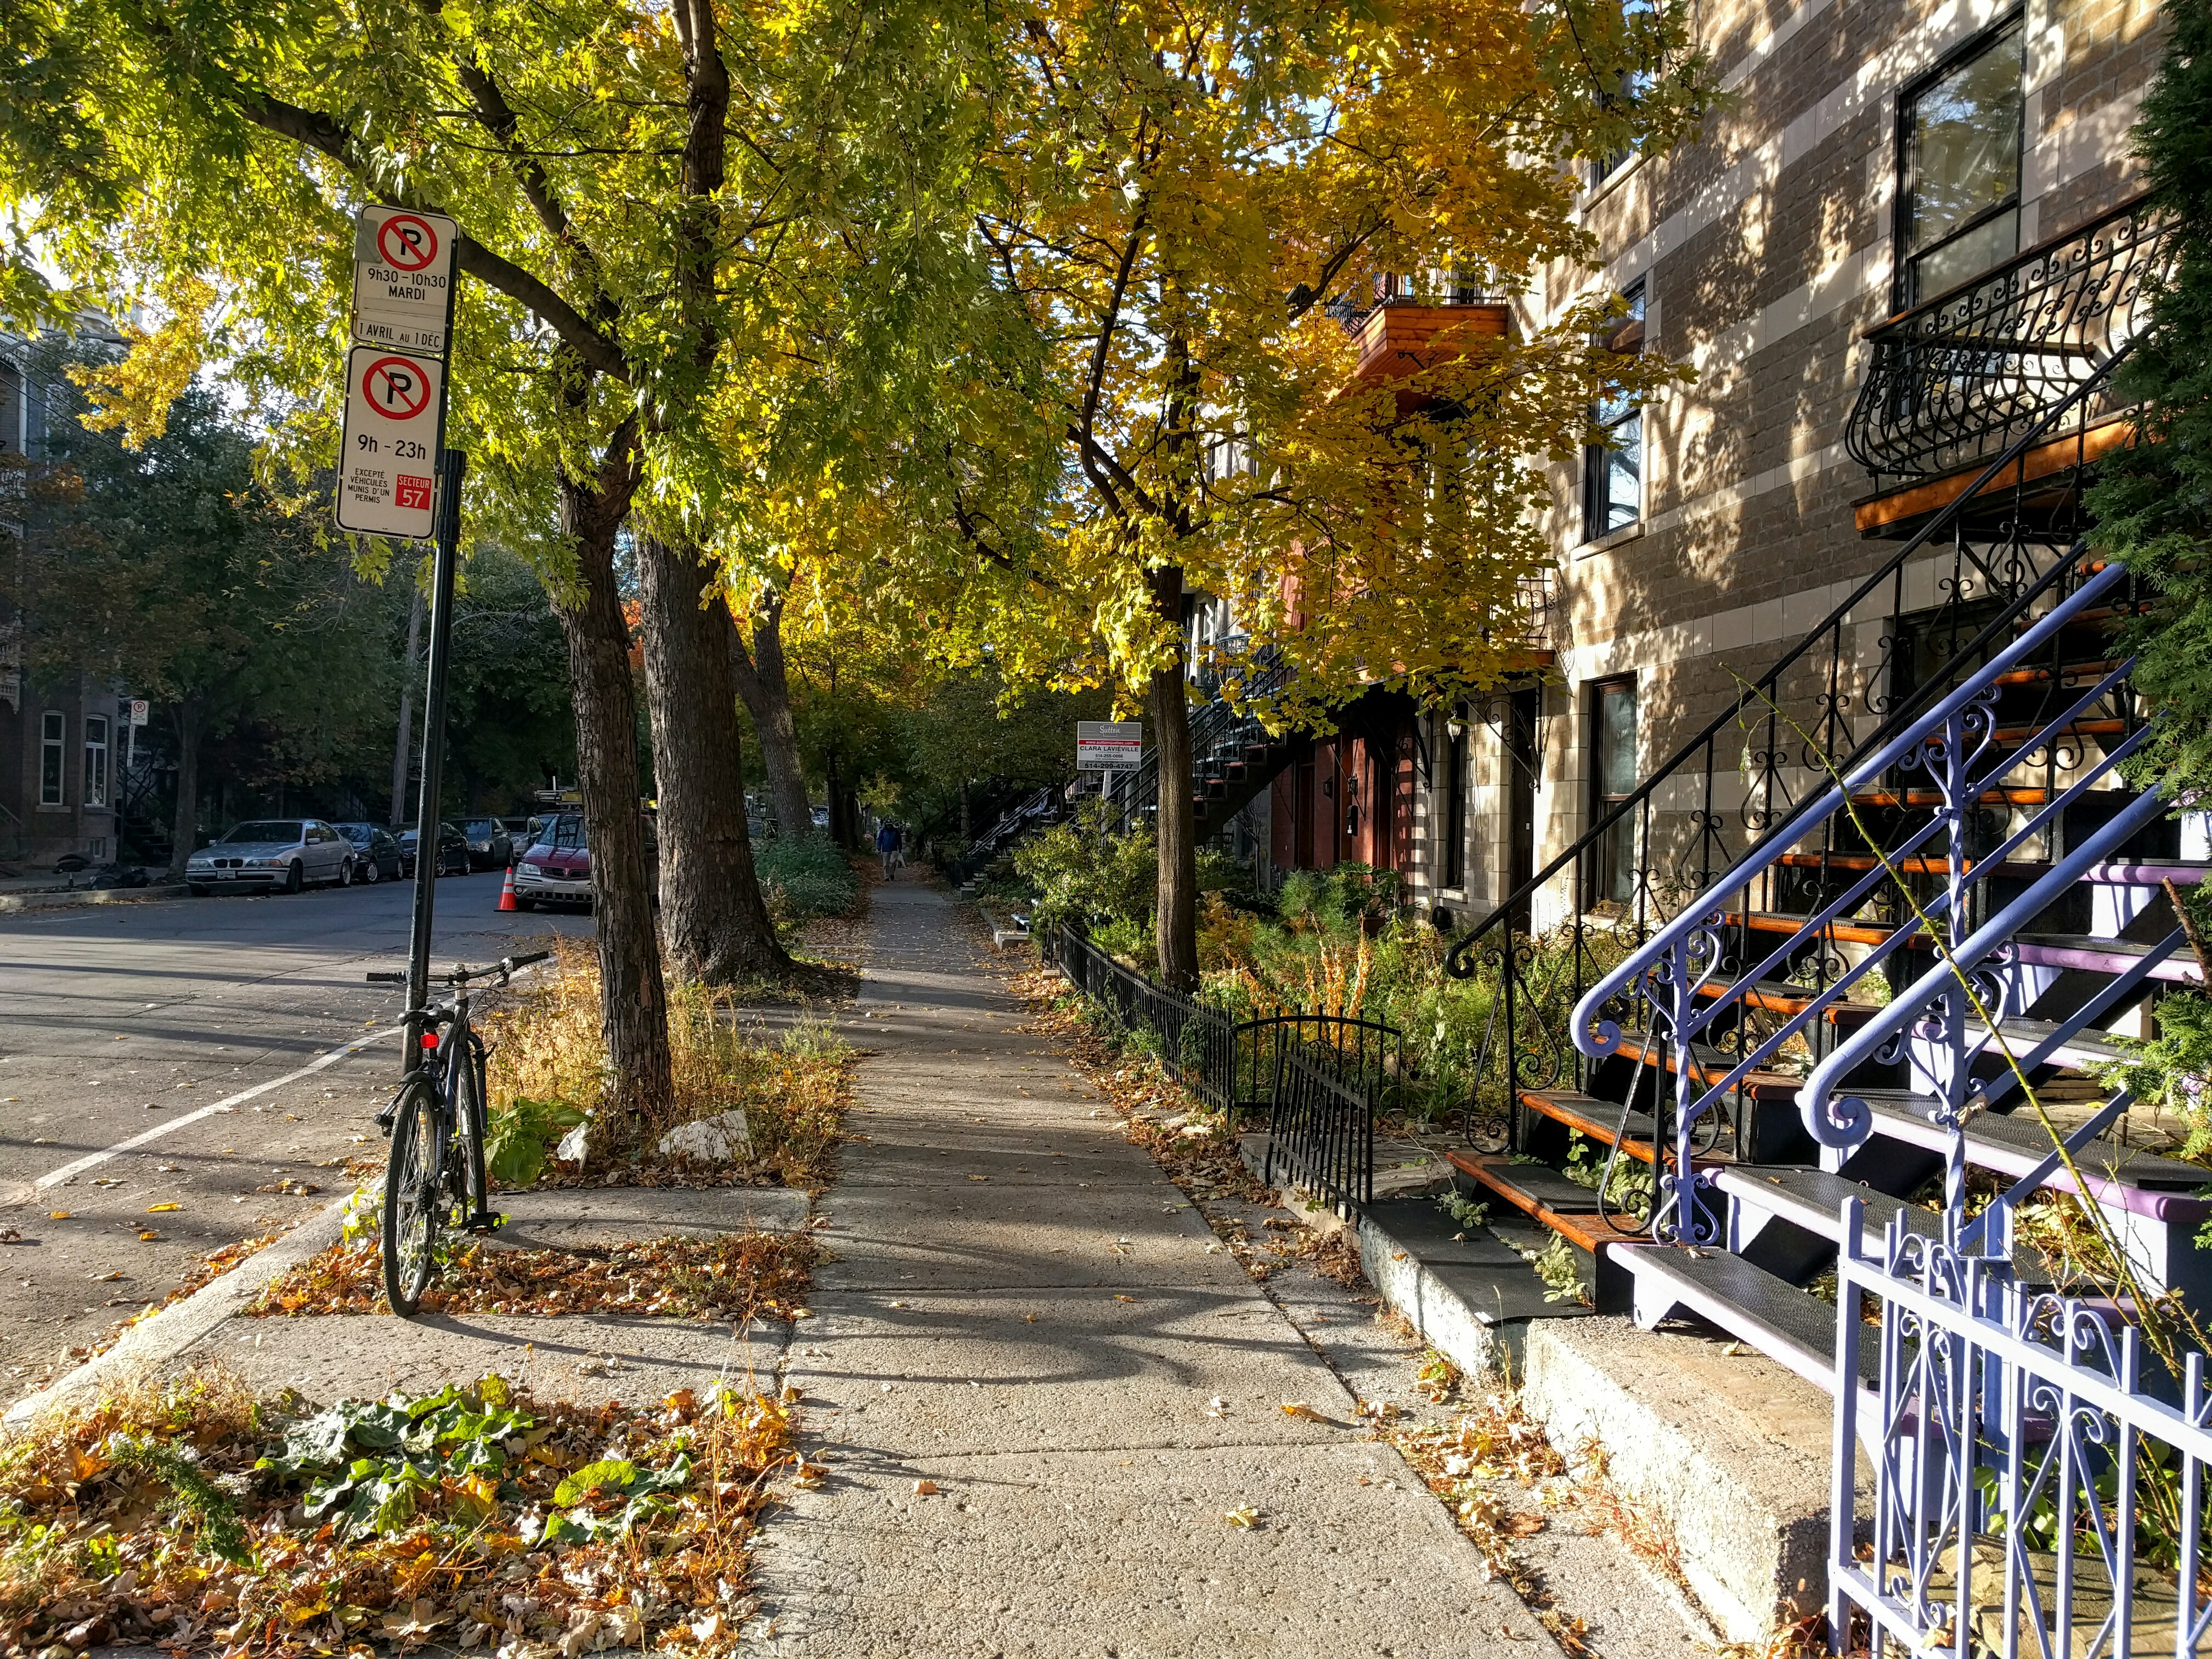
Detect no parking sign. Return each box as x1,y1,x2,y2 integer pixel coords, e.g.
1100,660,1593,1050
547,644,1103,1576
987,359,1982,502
335,346,445,537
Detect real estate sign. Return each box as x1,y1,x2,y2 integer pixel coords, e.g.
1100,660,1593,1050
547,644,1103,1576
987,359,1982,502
1077,720,1144,770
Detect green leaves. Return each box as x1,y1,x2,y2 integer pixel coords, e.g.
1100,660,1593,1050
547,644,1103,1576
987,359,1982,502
482,1096,588,1189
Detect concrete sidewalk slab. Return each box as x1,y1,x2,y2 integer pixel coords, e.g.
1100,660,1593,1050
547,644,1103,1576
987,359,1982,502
490,1183,811,1249
743,878,1548,1656
781,1287,1356,1458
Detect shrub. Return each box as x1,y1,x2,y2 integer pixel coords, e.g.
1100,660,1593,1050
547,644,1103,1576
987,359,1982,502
754,837,861,926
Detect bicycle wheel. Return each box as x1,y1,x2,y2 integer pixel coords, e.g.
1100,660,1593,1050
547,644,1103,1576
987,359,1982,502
455,1037,489,1227
382,1079,442,1316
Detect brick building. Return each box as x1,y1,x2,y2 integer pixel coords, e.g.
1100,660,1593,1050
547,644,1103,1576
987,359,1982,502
0,333,133,870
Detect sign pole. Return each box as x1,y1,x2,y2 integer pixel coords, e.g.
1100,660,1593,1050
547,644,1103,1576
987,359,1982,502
403,448,466,1046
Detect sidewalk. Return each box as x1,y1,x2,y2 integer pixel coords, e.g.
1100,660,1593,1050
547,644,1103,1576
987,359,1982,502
743,879,1547,1657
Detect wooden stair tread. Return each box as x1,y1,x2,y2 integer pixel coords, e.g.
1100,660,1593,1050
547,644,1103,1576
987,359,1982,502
1690,978,1881,1024
1728,910,1897,947
1848,788,2051,808
1517,1090,1662,1164
1989,658,2124,687
1446,1152,1641,1256
1604,1034,1801,1099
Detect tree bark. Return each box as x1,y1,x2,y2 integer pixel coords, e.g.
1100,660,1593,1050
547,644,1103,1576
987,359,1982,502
727,594,812,840
167,695,201,880
552,425,673,1141
637,536,789,982
1151,571,1200,991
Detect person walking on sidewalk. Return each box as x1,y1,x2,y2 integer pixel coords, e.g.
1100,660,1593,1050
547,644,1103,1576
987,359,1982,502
876,819,901,879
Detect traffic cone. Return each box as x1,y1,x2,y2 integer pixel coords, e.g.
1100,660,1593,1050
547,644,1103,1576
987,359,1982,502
498,866,518,912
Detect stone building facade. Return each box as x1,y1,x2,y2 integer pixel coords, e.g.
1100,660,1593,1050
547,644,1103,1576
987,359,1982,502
1386,0,2168,928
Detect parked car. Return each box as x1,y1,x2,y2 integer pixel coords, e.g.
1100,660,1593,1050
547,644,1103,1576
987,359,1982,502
500,816,541,849
186,820,357,895
397,822,471,878
334,822,404,883
511,812,658,910
459,817,515,871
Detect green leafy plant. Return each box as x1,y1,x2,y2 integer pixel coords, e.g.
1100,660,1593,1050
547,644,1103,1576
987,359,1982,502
1527,1235,1590,1306
105,1436,252,1566
1436,1190,1492,1231
483,1095,589,1188
754,837,862,927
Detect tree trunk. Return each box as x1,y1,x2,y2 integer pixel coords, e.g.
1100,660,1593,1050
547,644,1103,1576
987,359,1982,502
1151,568,1199,992
727,595,811,840
167,695,201,880
637,536,788,982
552,428,673,1142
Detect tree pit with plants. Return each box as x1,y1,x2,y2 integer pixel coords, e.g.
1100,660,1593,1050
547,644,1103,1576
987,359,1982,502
0,1369,805,1659
479,940,855,1193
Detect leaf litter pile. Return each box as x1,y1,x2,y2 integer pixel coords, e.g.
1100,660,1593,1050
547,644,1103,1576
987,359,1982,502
249,1232,818,1323
0,1370,797,1659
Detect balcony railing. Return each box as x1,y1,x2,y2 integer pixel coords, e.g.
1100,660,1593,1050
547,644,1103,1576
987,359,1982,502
1844,195,2176,487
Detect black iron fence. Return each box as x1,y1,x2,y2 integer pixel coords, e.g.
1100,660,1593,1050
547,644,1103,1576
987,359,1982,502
1046,924,1400,1215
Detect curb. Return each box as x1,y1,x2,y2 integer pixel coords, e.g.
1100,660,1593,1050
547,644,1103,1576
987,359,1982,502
0,885,193,915
3,1184,365,1428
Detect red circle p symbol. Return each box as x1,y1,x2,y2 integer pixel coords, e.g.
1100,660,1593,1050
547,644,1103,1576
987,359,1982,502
377,213,439,273
363,357,435,419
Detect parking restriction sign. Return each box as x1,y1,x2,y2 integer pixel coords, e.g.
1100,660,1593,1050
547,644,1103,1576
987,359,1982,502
336,345,445,538
351,205,458,357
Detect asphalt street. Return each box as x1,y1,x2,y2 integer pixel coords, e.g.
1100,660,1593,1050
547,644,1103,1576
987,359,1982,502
0,871,591,1401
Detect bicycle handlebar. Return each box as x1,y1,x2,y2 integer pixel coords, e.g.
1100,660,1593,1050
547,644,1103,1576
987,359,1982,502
365,950,553,989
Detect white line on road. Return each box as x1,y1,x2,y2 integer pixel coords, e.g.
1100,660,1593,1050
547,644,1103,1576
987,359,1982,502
35,1026,404,1190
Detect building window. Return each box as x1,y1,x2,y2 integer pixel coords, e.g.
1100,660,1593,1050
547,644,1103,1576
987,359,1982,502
1898,16,2024,307
1440,709,1469,890
83,714,109,809
1583,283,1645,540
1588,0,1656,188
38,711,64,806
1588,679,1639,909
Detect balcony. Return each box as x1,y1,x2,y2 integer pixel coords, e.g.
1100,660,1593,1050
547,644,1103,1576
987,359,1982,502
1844,196,2175,533
1332,273,1513,384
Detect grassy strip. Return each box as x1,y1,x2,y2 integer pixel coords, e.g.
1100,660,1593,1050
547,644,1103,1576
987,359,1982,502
247,1232,819,1323
483,939,854,1190
0,1371,797,1658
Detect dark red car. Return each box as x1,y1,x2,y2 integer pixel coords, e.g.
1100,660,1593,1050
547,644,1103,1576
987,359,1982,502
510,812,657,910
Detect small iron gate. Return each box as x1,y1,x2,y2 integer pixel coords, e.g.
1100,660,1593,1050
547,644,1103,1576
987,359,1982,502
1048,924,1399,1214
1830,1200,2212,1659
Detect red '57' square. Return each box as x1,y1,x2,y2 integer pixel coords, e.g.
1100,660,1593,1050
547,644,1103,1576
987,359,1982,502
395,474,433,511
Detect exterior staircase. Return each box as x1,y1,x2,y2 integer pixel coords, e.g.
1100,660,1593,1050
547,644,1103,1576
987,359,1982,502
1438,196,2204,1388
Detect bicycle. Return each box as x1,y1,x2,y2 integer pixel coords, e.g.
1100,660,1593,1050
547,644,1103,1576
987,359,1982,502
365,950,551,1316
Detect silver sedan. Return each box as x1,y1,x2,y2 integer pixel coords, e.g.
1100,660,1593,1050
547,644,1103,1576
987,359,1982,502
185,819,357,895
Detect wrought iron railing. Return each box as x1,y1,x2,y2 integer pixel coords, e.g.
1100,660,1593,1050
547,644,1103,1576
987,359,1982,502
1846,196,2175,487
1048,923,1402,1213
1267,1047,1376,1215
1443,333,2144,1166
1830,1210,2212,1659
1102,651,1295,834
1573,555,2155,1243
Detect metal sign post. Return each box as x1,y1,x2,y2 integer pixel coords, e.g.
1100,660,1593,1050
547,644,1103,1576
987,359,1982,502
403,449,465,1041
334,201,464,1046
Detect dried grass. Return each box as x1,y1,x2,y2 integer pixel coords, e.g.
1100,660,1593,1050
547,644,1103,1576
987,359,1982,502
482,939,853,1189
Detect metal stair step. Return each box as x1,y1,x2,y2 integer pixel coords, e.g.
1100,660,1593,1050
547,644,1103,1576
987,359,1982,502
1856,1091,2209,1193
1604,1032,1802,1100
1717,1164,2055,1285
2011,934,2201,983
1518,1090,1662,1163
1620,1242,1876,1393
1974,1014,2134,1069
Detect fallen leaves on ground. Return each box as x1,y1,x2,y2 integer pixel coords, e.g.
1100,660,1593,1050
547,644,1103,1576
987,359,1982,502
247,1231,819,1323
0,1369,795,1659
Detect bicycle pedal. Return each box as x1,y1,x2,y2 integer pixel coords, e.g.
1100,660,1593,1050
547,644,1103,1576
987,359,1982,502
465,1212,504,1235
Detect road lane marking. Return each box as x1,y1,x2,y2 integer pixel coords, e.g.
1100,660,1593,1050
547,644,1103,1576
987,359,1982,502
34,1026,403,1190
